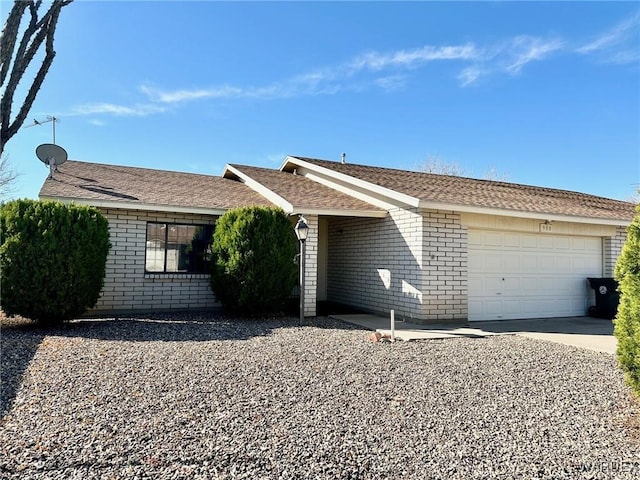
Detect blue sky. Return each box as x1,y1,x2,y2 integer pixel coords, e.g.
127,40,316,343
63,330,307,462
2,1,639,202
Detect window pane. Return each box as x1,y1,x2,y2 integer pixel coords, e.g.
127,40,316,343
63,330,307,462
165,224,194,272
145,222,214,274
145,223,166,272
190,225,214,273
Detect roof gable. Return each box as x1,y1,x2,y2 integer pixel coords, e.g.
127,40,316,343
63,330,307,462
224,164,386,217
284,156,636,224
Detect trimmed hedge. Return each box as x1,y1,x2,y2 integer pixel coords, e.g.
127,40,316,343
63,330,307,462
614,204,640,395
210,206,297,314
0,199,110,325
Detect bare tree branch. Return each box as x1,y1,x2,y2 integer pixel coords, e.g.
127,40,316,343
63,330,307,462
418,154,468,176
0,0,73,157
0,154,19,198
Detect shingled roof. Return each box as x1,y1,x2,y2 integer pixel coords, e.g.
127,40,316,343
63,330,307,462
39,160,272,212
287,157,636,222
225,164,385,216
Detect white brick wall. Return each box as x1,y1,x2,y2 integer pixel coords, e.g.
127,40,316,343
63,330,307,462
422,210,468,322
302,215,318,317
604,226,628,277
92,208,219,314
326,208,465,323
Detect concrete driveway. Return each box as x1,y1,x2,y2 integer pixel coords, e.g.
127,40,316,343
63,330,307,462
331,314,617,354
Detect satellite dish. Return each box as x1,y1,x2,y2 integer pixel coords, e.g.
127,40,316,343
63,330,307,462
36,143,68,178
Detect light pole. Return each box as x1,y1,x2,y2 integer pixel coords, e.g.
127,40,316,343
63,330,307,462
294,216,309,325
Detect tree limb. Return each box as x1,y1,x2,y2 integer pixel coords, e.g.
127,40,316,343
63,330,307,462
0,0,73,157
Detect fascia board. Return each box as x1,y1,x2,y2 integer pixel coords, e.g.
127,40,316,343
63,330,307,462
38,195,227,216
288,207,388,218
223,164,294,212
283,156,421,208
421,200,632,226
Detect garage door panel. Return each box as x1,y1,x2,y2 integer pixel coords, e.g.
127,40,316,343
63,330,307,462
484,232,503,246
539,236,555,249
468,230,602,321
484,255,503,272
503,233,521,247
538,255,557,271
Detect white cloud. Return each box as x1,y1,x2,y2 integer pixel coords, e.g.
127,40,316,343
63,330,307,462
504,36,565,75
458,66,484,86
69,14,638,115
349,43,479,71
70,102,166,117
140,84,243,103
374,74,407,91
577,12,639,64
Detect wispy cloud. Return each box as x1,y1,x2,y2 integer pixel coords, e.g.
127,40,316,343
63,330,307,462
140,84,243,103
577,12,639,64
141,43,480,104
70,13,638,117
70,102,167,117
504,36,565,74
458,66,484,87
374,74,407,91
348,44,479,71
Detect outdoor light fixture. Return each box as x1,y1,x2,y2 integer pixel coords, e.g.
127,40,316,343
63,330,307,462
294,216,309,243
294,216,309,324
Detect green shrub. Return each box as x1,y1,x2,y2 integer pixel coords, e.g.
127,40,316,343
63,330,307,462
0,199,110,325
614,204,640,395
210,206,297,314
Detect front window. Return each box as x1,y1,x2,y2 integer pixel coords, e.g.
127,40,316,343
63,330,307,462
145,222,214,273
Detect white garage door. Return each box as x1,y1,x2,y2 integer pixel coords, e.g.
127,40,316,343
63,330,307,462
468,230,602,321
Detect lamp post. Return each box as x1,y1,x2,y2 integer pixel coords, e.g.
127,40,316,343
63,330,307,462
294,216,309,325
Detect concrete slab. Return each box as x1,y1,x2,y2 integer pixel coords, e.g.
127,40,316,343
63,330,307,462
331,314,617,354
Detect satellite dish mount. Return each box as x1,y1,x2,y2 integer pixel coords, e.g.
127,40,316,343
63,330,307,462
36,143,68,178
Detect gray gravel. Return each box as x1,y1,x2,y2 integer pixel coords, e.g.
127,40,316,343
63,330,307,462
1,313,639,479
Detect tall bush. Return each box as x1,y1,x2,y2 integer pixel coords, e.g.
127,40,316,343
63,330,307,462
210,206,297,314
0,199,110,325
614,204,640,395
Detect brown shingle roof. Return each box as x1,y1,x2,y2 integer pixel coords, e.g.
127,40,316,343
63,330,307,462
291,157,636,221
39,160,272,211
228,164,384,214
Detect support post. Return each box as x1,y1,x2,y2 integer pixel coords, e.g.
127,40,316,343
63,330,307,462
299,241,305,325
390,309,395,341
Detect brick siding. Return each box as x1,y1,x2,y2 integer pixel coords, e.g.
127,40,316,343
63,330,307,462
92,208,219,314
301,215,319,317
603,226,628,277
422,210,468,322
327,208,466,323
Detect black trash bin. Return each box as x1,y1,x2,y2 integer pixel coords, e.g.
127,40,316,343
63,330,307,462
587,277,619,319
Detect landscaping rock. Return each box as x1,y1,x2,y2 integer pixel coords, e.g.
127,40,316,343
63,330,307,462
1,313,639,479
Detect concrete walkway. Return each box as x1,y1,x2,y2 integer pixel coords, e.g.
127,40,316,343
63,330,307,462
331,314,617,354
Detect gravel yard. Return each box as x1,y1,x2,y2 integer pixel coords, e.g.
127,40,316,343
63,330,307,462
1,314,639,480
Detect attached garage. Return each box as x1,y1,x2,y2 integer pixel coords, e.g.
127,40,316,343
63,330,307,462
468,229,602,321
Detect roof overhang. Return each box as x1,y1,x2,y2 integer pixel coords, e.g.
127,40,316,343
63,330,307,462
426,201,632,226
282,156,420,209
223,164,294,211
283,156,633,227
225,163,387,218
38,195,227,216
287,207,387,218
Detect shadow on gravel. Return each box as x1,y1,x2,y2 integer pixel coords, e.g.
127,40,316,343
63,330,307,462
52,311,366,343
57,317,282,343
1,320,46,419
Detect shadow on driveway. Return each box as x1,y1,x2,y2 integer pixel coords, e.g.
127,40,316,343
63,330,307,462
472,316,614,336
